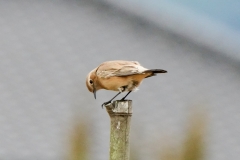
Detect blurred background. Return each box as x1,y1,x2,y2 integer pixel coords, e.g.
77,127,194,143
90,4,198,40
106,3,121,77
0,0,240,160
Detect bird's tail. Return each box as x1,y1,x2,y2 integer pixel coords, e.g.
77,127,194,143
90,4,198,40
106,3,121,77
143,69,167,78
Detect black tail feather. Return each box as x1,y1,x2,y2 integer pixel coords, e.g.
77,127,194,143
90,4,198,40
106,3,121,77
144,69,167,73
149,69,167,73
144,69,167,78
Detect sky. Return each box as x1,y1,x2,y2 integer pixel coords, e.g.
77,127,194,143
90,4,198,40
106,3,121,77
132,0,240,31
117,0,240,60
169,0,240,30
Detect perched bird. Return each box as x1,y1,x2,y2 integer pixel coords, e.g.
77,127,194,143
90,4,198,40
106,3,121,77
86,60,167,107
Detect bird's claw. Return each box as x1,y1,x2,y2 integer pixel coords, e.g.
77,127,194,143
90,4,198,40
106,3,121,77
101,101,112,108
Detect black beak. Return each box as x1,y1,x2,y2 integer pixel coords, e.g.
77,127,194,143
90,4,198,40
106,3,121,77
93,85,96,99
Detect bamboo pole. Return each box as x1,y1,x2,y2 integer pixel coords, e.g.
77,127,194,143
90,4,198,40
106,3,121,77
105,100,132,160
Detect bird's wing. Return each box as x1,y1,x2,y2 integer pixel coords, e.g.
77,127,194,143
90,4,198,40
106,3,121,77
96,60,148,78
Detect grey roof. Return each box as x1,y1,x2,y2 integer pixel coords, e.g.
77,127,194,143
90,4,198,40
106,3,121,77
0,0,239,160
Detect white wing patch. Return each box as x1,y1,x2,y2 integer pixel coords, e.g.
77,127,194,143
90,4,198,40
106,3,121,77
136,65,148,72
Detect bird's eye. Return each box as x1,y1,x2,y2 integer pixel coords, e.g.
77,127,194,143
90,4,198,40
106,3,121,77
89,79,93,85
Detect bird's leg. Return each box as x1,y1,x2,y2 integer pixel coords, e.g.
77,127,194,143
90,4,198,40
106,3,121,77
101,92,121,108
120,91,132,100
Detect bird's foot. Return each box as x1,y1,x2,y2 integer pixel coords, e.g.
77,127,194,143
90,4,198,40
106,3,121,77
101,101,112,108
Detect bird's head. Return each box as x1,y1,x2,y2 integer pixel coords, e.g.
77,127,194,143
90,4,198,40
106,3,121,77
86,69,99,99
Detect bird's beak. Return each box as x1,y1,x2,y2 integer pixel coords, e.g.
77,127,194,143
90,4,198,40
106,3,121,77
93,85,96,99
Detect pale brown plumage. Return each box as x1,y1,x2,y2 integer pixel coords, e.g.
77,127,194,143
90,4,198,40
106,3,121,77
86,60,167,107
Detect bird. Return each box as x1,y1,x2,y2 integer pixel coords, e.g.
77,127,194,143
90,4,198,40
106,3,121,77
86,60,167,107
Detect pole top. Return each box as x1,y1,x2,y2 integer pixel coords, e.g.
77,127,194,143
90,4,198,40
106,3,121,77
105,100,132,116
